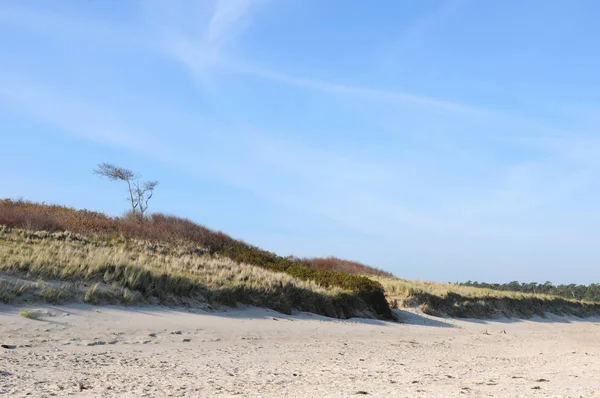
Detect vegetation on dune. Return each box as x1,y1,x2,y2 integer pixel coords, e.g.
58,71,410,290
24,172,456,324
376,277,600,318
460,280,600,303
297,256,393,278
0,228,388,317
2,196,598,321
0,199,391,319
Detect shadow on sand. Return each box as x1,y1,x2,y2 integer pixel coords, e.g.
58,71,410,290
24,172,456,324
392,309,457,328
0,303,394,326
455,313,600,325
393,308,600,327
4,303,597,328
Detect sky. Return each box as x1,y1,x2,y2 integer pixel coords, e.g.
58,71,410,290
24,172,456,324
1,0,599,284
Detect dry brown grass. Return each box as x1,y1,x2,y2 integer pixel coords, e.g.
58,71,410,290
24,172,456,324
3,226,598,320
19,307,43,320
376,277,554,300
7,200,595,320
375,277,600,318
0,199,392,319
0,228,380,318
0,199,236,249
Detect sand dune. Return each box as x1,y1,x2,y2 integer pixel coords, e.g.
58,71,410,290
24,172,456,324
1,305,599,397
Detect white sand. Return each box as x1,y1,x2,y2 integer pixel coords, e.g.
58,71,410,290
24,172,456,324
1,305,599,397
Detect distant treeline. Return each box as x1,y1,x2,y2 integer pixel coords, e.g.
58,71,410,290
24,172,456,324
460,281,600,302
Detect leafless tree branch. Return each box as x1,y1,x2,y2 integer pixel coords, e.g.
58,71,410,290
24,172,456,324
94,163,158,221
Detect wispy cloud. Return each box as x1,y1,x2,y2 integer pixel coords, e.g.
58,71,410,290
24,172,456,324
130,0,494,114
0,76,395,218
3,0,600,282
238,66,490,114
0,80,152,151
381,0,469,56
0,0,493,115
208,0,264,42
145,0,267,86
1,73,478,244
2,65,597,246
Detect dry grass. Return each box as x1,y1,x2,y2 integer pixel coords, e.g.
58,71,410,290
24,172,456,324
375,277,600,318
19,307,42,320
5,200,596,320
0,200,392,319
376,277,555,300
3,226,598,320
0,228,379,318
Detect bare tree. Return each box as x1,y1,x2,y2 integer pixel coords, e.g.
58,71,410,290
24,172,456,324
94,162,158,220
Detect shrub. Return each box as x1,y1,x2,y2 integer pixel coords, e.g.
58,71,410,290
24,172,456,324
299,256,393,277
0,199,393,319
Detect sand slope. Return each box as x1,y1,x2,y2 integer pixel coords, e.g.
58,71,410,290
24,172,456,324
1,305,599,397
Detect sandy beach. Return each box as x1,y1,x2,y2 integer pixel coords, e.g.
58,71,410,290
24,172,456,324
1,305,599,397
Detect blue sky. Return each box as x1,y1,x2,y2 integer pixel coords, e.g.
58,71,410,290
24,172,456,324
1,0,599,284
